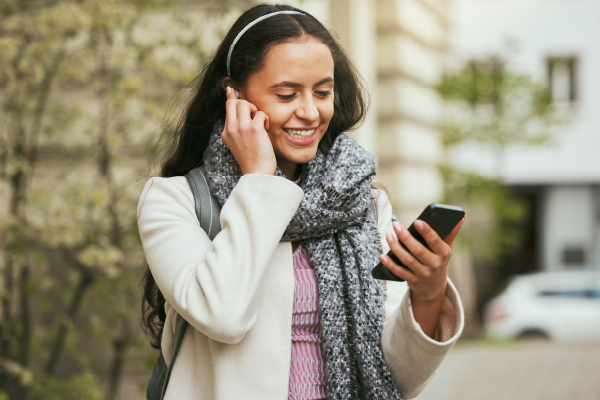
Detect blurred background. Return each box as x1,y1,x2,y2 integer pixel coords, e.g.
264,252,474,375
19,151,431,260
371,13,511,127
1,0,599,399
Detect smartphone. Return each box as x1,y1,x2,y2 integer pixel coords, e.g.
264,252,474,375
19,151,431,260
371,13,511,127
234,89,240,98
371,203,465,282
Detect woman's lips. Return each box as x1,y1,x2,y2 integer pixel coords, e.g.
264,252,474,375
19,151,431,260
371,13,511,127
283,128,318,146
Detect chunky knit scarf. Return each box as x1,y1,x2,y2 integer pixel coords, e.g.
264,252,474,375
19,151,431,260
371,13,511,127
203,121,404,400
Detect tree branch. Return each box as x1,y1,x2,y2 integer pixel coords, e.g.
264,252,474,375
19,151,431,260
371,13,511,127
19,262,30,368
27,45,67,168
44,250,94,376
106,324,131,400
0,256,15,390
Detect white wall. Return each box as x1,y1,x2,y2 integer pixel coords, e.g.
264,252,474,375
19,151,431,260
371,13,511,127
450,0,600,185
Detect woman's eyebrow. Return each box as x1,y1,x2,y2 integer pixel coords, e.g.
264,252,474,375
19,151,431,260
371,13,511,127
270,77,334,89
314,77,334,86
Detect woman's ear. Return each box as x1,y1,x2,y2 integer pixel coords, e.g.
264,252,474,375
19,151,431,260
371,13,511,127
221,77,233,91
221,78,241,99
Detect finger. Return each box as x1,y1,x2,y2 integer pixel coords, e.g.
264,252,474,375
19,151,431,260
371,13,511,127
412,220,449,258
386,231,429,278
251,111,269,132
393,222,437,268
443,217,465,249
226,86,237,101
380,254,417,284
247,102,258,119
236,100,252,131
225,87,238,129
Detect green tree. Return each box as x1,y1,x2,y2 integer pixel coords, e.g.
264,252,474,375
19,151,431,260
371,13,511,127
437,59,563,327
0,1,250,398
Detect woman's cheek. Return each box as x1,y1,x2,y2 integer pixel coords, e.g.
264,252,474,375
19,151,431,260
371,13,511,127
321,100,334,123
270,106,295,131
320,110,334,135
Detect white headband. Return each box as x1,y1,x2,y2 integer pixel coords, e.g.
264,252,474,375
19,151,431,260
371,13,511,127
227,10,306,77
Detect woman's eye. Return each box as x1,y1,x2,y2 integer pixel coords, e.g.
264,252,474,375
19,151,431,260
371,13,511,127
277,94,296,100
315,91,332,97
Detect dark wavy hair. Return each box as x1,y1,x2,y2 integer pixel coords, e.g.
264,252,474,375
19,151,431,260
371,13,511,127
141,3,368,348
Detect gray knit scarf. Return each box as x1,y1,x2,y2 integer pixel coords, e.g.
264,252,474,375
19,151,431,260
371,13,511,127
203,121,404,400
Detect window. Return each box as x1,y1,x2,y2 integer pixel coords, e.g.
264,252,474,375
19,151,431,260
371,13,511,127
562,246,586,266
547,57,578,104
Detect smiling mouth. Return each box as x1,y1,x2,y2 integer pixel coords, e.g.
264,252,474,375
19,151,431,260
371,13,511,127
283,128,317,139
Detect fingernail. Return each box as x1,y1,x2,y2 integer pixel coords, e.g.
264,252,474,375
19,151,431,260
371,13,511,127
386,232,394,242
226,86,231,94
415,220,424,230
393,221,402,231
380,254,389,263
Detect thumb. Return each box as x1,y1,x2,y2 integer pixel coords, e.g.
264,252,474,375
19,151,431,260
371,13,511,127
444,217,465,249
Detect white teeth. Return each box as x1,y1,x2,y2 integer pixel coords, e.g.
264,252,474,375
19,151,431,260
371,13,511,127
285,128,316,138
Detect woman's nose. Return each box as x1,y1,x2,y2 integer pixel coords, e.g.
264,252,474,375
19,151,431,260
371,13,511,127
295,94,319,122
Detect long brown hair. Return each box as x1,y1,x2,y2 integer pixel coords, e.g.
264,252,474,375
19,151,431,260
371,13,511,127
141,3,369,348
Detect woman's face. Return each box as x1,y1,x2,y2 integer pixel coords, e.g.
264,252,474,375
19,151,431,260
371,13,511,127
240,35,335,173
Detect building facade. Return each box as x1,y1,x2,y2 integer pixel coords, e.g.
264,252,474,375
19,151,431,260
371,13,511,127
451,0,600,272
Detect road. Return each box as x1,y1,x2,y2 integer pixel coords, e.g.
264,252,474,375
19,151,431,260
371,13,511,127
119,340,600,399
415,340,600,400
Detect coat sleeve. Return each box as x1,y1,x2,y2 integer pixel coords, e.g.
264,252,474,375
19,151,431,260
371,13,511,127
373,189,465,399
137,174,303,345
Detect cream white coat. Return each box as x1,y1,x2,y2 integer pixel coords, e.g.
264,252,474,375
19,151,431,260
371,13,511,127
137,173,464,400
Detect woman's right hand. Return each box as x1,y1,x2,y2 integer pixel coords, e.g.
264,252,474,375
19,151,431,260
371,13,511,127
222,87,276,176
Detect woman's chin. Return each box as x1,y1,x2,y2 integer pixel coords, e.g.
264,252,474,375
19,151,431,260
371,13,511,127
276,148,318,166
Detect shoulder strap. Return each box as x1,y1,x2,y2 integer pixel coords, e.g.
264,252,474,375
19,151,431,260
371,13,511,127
158,313,188,398
185,164,222,240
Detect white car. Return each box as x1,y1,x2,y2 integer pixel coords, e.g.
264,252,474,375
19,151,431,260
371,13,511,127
485,270,600,342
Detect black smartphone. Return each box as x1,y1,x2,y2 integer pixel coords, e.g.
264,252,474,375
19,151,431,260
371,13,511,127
372,203,465,282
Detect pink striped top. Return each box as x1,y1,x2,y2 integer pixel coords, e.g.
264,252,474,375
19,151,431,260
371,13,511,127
288,244,328,400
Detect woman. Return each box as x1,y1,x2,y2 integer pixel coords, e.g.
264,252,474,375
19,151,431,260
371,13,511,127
138,4,465,400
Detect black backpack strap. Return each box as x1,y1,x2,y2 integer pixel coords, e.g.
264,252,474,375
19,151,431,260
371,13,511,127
148,164,223,400
158,313,188,398
185,164,222,240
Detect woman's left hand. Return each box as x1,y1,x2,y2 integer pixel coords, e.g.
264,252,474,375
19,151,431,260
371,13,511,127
380,218,464,338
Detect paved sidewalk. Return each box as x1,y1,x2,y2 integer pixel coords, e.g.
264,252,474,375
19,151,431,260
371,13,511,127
416,341,600,400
